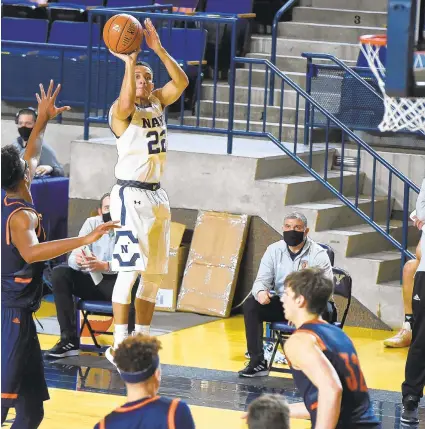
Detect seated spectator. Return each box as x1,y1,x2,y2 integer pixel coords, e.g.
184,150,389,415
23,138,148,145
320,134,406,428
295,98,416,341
45,193,123,358
94,335,195,429
13,107,64,177
238,211,336,378
246,394,290,429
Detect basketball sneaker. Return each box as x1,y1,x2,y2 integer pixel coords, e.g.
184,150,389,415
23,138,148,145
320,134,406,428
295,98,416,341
238,359,269,377
44,338,80,358
383,322,412,348
401,395,419,424
105,346,118,369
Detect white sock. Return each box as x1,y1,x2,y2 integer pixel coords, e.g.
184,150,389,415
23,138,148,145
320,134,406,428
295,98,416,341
113,324,128,349
134,324,150,335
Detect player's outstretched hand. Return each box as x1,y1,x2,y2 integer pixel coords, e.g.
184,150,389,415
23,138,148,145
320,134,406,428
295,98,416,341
109,48,141,64
36,80,71,120
143,18,162,53
83,221,121,245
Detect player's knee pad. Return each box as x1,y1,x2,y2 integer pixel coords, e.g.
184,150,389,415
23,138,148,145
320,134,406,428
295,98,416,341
112,271,139,305
135,274,164,303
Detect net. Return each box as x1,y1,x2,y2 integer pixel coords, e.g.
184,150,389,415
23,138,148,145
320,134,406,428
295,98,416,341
359,34,425,134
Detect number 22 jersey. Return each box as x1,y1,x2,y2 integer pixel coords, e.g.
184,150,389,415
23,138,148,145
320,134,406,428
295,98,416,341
109,94,167,183
290,321,380,428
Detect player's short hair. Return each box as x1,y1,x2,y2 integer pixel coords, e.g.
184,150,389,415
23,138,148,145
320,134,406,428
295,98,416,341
247,394,290,429
114,335,162,374
284,211,308,228
99,193,110,209
135,61,154,79
1,145,26,192
284,268,333,315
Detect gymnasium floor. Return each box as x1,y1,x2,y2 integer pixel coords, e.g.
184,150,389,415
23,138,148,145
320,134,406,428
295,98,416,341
3,300,424,429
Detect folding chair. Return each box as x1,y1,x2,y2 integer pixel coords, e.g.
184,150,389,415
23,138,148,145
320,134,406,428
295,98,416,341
76,300,113,353
267,266,352,374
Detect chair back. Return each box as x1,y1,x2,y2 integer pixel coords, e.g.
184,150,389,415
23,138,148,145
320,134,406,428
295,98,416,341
318,242,335,267
332,267,352,328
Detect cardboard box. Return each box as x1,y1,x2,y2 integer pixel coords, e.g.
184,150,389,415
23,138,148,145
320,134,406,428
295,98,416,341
177,211,250,317
155,222,188,312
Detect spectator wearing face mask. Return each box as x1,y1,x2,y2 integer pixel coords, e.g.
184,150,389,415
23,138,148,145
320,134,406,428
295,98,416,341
44,193,119,358
13,107,64,177
238,212,335,378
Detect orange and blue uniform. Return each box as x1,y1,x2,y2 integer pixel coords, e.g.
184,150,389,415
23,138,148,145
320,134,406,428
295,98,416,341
1,195,49,425
94,396,195,429
290,321,380,429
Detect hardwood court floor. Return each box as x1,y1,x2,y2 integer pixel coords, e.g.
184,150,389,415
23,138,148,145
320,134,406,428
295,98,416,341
4,305,421,429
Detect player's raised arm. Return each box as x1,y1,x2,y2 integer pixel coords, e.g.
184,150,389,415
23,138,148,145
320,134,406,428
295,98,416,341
110,49,141,120
23,80,70,182
284,333,343,429
144,18,189,107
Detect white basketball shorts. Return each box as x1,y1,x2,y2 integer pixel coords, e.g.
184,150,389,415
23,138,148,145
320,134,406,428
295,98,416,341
110,183,171,274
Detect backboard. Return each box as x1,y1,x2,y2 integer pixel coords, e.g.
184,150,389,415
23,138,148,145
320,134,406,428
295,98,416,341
386,0,425,97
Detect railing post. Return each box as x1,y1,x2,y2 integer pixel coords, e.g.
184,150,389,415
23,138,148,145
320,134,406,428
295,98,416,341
401,182,410,280
84,11,94,141
227,21,237,155
303,57,313,146
269,0,298,106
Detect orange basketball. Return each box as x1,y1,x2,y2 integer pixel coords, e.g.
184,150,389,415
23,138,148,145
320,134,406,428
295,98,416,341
103,13,143,54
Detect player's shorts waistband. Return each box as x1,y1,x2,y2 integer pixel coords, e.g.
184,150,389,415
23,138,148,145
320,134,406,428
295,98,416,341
116,180,161,191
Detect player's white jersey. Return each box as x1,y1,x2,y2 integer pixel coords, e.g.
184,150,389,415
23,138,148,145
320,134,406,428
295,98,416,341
109,94,167,183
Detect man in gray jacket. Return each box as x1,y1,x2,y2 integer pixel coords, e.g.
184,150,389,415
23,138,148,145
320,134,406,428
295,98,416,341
401,178,425,424
13,107,64,177
239,212,334,378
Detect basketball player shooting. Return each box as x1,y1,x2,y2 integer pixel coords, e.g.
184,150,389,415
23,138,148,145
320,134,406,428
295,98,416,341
106,18,189,364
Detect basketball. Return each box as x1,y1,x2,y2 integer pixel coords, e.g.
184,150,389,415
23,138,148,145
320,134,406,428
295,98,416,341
103,13,143,54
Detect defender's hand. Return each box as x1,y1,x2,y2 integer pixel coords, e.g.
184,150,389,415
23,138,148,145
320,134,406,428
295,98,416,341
36,80,71,120
143,18,163,53
83,221,120,245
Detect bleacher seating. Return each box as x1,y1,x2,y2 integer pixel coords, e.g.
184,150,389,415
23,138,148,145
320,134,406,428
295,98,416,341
1,16,49,42
105,0,152,8
48,20,101,46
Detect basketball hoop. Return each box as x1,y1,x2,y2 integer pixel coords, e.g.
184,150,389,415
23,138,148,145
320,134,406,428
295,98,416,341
359,34,425,134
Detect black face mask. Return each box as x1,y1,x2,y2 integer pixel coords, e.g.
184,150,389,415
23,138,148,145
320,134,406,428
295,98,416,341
102,212,111,223
18,126,32,142
283,230,305,247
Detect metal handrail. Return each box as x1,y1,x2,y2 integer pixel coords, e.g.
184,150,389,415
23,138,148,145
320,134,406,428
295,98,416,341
235,56,419,260
301,52,384,100
269,0,299,105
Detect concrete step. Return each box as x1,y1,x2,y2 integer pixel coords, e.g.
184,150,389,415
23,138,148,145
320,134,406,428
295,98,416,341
311,0,387,12
293,7,387,28
180,115,307,142
259,170,364,205
278,22,386,44
197,100,306,124
255,147,335,179
291,195,391,230
248,52,357,73
200,82,305,107
321,221,420,257
350,247,416,283
250,36,360,62
236,68,306,88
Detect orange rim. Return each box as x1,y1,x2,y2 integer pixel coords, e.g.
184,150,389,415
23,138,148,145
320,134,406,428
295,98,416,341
360,34,387,47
